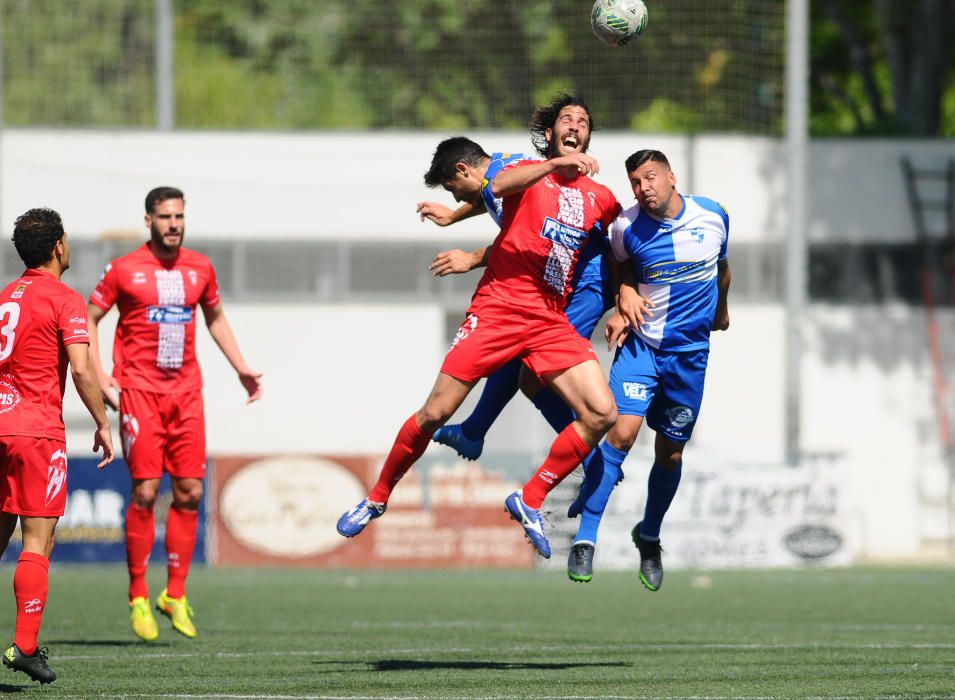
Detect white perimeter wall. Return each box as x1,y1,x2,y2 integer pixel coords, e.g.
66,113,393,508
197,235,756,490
1,130,951,243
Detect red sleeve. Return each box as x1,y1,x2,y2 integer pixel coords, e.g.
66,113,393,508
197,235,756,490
201,261,220,308
89,261,118,311
59,291,90,346
599,190,621,236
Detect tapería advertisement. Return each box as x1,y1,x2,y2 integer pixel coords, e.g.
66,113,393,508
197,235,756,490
0,456,207,564
543,452,852,573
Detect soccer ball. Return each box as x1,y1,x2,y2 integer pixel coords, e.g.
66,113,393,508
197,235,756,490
591,0,648,46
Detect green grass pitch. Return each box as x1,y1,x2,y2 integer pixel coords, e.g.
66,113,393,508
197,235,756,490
0,565,953,698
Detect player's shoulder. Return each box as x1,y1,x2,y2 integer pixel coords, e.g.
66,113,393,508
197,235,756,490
686,195,729,222
615,201,644,228
177,246,213,267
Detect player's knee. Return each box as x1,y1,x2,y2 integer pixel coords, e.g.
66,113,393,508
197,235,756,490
173,486,203,509
416,404,453,433
131,489,158,510
583,400,616,436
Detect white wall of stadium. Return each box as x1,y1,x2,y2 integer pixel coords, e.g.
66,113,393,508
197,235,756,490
5,130,947,568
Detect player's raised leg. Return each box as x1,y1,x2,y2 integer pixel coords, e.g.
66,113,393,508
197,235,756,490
338,371,476,537
507,359,616,558
633,433,685,591
433,360,520,461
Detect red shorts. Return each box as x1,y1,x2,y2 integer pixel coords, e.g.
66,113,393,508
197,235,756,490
0,436,69,517
441,297,598,383
120,388,206,480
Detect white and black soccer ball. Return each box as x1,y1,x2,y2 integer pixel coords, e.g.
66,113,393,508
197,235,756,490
591,0,648,47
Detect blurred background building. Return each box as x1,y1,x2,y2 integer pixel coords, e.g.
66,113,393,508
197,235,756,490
0,0,953,568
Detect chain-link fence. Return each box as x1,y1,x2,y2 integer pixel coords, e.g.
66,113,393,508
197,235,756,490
1,0,786,133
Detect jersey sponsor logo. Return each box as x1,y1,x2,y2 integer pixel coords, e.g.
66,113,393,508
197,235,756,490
65,328,89,340
0,376,21,414
69,316,87,324
622,382,648,401
665,405,695,429
147,305,193,324
540,217,586,251
10,284,26,300
45,449,68,507
23,598,43,614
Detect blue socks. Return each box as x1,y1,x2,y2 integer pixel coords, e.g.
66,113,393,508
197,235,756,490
460,360,521,441
640,461,682,540
574,442,627,545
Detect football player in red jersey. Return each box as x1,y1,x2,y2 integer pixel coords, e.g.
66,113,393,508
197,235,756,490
88,187,262,641
338,94,620,559
0,208,114,683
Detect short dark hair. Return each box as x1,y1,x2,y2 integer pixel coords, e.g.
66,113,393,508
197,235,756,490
529,92,596,158
424,137,490,187
625,149,671,173
12,208,65,268
145,186,184,214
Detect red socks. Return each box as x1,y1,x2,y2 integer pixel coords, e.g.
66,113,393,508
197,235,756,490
368,415,432,504
521,424,592,509
125,504,155,601
13,552,49,656
165,506,198,599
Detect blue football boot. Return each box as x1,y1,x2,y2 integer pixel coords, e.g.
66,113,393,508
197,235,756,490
336,499,386,538
504,491,551,558
432,424,484,461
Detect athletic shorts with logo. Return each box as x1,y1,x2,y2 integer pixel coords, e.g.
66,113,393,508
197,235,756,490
0,436,69,517
609,333,709,442
120,387,206,479
441,297,597,383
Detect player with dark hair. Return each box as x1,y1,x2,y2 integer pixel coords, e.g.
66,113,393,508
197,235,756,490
88,187,262,641
568,149,731,588
0,208,114,683
339,93,620,559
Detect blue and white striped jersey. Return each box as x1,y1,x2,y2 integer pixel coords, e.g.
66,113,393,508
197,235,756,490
610,194,728,351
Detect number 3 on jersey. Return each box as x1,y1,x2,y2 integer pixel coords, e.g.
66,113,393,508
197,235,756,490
0,302,21,361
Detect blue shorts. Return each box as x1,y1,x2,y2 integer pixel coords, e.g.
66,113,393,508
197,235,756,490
608,334,709,442
566,280,614,340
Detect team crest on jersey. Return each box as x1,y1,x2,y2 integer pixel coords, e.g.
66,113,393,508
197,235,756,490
45,450,68,507
0,375,21,414
689,229,704,243
10,284,26,300
188,270,198,286
132,271,147,284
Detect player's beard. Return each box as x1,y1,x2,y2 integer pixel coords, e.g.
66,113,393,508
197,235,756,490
151,226,184,255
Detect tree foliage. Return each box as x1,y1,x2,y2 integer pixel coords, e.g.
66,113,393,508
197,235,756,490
0,0,951,136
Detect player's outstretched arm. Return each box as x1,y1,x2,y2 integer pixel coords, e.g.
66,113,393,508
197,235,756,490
66,343,115,469
87,304,121,410
489,153,599,198
429,246,489,276
417,200,485,227
712,258,731,331
202,303,263,404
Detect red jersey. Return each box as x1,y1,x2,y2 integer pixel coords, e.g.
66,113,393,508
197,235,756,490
90,244,219,394
474,160,619,311
0,269,90,440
